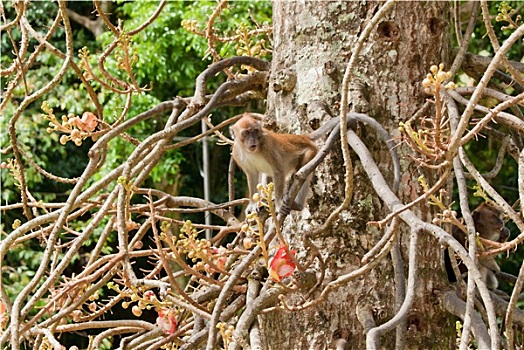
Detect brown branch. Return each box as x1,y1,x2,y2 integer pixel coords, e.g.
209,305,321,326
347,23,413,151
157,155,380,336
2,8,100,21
66,7,106,37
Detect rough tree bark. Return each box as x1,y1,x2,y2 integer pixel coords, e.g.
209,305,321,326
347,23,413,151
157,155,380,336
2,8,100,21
261,2,455,349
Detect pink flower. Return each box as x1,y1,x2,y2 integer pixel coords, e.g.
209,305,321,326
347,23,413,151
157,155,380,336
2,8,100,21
205,247,227,273
144,290,156,302
75,112,98,132
268,245,297,282
156,308,177,334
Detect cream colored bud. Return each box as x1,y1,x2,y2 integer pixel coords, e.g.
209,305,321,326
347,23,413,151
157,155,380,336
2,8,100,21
132,305,143,317
243,237,254,249
88,302,97,312
71,129,81,139
72,310,82,322
437,71,448,81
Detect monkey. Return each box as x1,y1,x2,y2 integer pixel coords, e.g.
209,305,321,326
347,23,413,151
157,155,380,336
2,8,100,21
445,202,510,290
231,111,401,215
471,202,510,289
231,113,318,214
471,203,510,242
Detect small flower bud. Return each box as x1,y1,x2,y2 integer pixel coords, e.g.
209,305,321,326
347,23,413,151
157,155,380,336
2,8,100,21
437,71,448,81
132,305,142,317
144,290,156,301
445,82,456,90
243,237,254,249
71,129,81,139
88,302,97,312
88,291,99,301
422,78,432,88
72,310,82,322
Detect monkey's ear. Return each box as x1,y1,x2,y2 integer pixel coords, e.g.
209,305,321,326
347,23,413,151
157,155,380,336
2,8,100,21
472,207,481,222
230,125,236,140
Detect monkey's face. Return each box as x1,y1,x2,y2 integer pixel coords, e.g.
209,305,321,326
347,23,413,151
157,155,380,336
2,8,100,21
232,115,264,153
472,203,509,242
240,127,261,152
243,129,260,152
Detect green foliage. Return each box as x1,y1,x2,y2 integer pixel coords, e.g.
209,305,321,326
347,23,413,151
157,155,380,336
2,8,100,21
3,241,44,300
454,1,522,59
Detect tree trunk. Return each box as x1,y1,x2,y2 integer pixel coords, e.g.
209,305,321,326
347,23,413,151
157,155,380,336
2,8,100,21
261,2,455,349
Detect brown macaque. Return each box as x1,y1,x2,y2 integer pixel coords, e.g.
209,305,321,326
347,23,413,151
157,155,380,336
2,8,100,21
472,203,510,242
446,202,510,290
231,113,318,214
472,202,510,289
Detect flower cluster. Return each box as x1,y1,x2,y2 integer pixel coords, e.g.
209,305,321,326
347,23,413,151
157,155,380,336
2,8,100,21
217,322,235,347
107,283,179,335
1,159,22,191
173,221,228,274
421,64,455,94
399,63,455,167
496,2,522,31
41,102,99,146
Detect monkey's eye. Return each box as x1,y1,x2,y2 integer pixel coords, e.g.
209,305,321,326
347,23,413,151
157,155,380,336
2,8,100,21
242,130,249,137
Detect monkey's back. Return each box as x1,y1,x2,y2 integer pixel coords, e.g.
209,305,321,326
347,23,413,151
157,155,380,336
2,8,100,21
266,131,318,174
